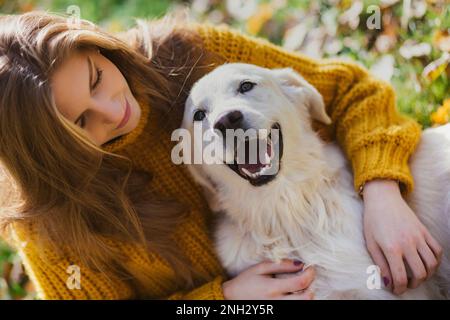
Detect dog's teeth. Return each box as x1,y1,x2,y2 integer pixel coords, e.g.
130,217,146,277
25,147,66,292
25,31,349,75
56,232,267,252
260,165,268,175
264,152,271,165
241,167,252,177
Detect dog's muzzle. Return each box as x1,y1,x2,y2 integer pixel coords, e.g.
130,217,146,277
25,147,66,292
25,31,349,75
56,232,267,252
224,123,283,186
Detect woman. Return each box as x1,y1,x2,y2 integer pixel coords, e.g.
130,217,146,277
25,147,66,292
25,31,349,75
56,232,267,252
0,10,442,299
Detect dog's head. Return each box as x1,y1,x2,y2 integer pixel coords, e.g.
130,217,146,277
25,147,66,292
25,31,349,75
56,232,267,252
181,63,331,189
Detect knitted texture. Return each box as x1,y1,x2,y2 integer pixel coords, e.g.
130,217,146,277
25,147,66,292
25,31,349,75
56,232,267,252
3,23,421,300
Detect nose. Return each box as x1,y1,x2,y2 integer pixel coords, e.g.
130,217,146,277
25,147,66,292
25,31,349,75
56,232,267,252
214,110,244,136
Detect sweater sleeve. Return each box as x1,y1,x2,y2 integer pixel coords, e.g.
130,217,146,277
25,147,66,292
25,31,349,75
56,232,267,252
193,23,422,196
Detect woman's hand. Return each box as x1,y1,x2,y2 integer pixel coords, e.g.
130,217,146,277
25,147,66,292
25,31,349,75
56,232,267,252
222,259,315,300
363,179,443,295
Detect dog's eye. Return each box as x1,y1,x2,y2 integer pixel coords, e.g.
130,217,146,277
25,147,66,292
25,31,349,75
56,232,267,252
193,110,206,121
238,81,256,94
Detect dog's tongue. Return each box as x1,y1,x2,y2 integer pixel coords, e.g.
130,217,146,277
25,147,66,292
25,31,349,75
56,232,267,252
238,163,263,174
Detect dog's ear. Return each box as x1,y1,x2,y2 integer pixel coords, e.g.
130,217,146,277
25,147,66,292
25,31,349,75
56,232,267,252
272,68,332,125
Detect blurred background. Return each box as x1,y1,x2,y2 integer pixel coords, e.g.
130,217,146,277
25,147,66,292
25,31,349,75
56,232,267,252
0,0,449,299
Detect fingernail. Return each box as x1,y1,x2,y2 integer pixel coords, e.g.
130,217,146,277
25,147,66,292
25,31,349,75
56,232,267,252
293,260,303,266
383,276,390,287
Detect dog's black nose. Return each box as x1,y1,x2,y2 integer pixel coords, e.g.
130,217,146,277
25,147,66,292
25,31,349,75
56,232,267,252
214,110,244,136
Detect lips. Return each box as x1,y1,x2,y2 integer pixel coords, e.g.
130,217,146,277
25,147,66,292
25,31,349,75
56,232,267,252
116,98,131,130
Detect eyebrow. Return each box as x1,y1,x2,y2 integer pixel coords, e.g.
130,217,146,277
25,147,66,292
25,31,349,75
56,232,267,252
74,57,94,124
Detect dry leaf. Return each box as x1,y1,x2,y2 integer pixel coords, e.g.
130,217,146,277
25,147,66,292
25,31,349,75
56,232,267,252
246,3,274,35
381,0,401,7
282,16,315,51
226,0,258,21
433,29,450,52
399,40,432,59
338,0,363,30
431,98,450,125
299,26,327,58
422,52,450,81
370,54,395,82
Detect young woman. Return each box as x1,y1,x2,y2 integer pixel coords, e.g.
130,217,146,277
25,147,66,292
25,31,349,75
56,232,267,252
0,11,442,299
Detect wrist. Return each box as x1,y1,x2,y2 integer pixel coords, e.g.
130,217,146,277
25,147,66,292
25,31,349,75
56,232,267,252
221,280,232,300
362,179,401,199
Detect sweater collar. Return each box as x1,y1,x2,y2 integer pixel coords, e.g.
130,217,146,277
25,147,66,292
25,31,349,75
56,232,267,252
101,99,150,153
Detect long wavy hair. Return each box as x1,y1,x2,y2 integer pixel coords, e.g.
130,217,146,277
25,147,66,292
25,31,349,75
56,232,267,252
0,10,225,296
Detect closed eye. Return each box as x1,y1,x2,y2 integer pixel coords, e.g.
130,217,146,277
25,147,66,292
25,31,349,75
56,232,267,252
75,113,86,128
88,56,103,92
92,67,103,90
74,58,104,128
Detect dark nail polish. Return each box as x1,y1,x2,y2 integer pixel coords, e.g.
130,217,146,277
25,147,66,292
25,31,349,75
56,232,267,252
383,276,390,287
293,260,303,266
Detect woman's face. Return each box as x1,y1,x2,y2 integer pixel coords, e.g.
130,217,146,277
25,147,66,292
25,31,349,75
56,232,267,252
51,49,141,146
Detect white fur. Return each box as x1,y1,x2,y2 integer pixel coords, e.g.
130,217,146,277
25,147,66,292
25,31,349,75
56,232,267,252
181,63,449,299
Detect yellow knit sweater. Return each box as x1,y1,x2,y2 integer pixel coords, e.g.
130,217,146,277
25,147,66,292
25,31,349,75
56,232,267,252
5,23,421,299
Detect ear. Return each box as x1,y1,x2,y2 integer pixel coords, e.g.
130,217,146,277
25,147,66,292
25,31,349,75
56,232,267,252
272,68,332,125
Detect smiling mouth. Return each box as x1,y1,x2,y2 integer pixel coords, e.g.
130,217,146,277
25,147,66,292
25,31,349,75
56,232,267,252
116,98,131,130
225,123,283,186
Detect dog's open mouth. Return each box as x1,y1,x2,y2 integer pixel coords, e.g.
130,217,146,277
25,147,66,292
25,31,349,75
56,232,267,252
225,123,283,186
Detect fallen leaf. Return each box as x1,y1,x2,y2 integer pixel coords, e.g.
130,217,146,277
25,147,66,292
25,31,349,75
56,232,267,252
375,34,397,53
226,0,258,21
246,3,274,35
282,16,314,52
370,54,395,82
431,98,450,125
338,0,363,30
422,52,450,81
433,29,450,52
399,40,432,59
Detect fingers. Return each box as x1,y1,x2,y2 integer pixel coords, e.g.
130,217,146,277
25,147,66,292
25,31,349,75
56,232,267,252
404,247,427,289
274,266,316,294
249,260,315,299
384,248,408,295
253,259,304,275
417,240,439,280
424,232,443,265
379,231,441,294
367,241,392,289
281,289,315,300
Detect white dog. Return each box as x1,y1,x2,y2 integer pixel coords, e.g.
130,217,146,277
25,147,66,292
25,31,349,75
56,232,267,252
180,63,450,299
